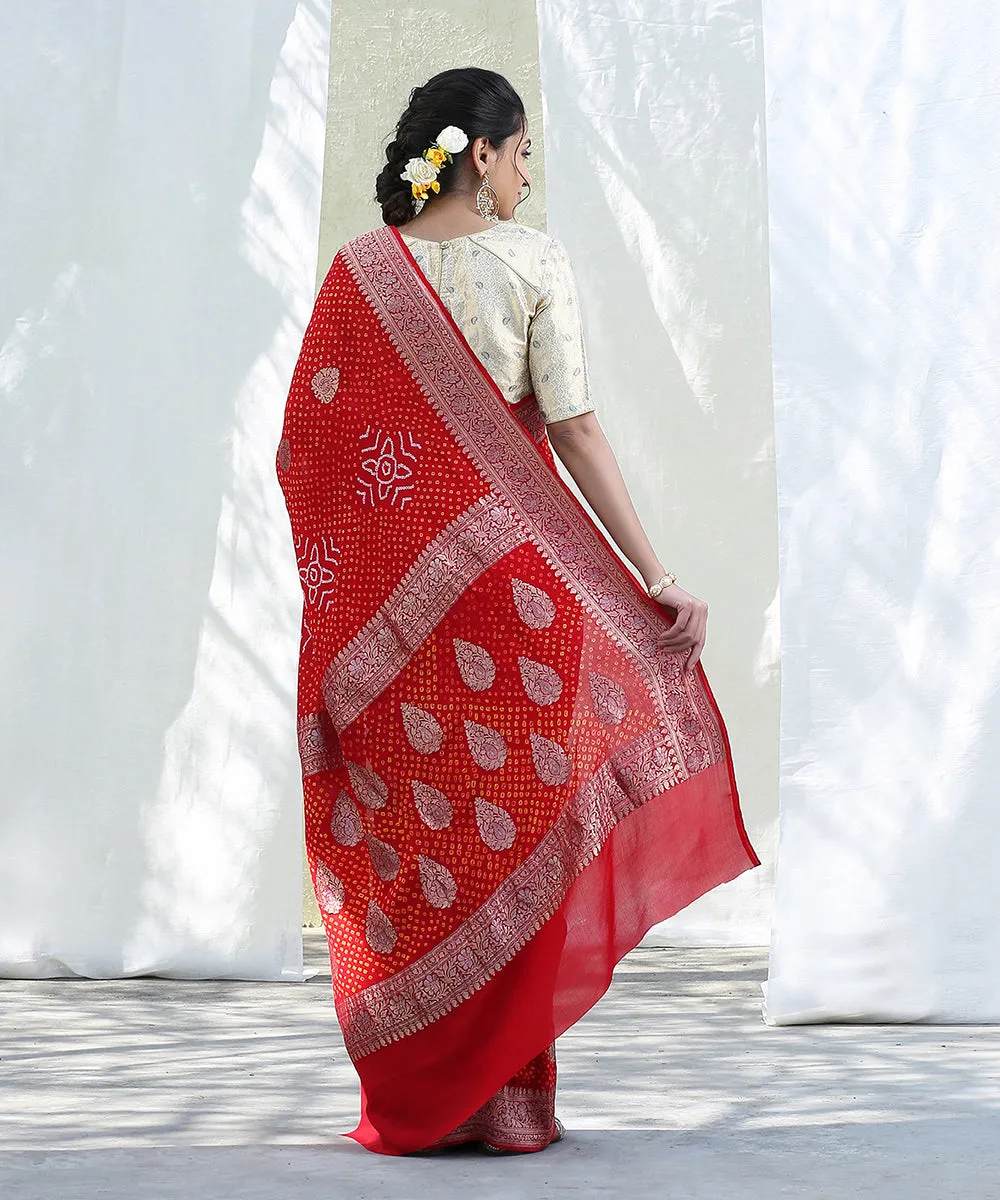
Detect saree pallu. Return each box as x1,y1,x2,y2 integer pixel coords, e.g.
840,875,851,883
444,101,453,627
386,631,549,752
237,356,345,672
276,224,760,1155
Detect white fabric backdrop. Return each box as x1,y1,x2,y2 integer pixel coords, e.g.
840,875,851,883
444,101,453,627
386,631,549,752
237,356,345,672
0,1,330,980
536,0,779,944
763,1,1000,1021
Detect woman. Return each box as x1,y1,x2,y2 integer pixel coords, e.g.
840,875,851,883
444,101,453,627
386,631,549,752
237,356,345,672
276,66,759,1156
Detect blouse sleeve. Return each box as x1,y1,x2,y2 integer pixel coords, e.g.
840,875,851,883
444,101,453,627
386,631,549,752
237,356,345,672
528,236,596,424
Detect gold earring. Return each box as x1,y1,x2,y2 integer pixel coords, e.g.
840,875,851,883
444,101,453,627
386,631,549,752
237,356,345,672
476,170,501,222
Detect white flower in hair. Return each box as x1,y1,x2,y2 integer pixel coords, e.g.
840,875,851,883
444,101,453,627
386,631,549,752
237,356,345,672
401,156,439,187
436,126,469,154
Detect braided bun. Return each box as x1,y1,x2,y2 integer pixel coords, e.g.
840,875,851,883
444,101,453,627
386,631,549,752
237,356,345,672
376,133,421,226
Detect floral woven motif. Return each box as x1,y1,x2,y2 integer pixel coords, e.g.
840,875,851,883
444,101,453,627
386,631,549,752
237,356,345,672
410,780,453,830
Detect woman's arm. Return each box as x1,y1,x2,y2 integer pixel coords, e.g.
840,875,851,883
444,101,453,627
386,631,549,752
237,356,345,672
545,410,709,676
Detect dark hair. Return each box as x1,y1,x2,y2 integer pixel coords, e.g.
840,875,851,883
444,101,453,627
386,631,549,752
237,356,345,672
376,67,528,226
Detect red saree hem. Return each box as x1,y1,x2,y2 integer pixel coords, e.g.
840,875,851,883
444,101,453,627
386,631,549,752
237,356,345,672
356,1045,558,1154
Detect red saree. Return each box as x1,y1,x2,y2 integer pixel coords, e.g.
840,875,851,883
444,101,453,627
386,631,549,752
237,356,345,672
276,224,759,1155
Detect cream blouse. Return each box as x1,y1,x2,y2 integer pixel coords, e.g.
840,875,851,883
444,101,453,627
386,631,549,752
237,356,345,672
399,222,595,425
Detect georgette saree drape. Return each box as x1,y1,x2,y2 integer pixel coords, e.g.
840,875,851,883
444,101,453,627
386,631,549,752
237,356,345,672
276,224,759,1155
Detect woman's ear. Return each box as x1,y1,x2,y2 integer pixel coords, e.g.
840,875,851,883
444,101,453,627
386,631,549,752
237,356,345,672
470,135,491,174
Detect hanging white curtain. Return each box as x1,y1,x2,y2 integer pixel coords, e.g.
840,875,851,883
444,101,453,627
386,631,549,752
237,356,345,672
0,0,331,980
763,0,1000,1021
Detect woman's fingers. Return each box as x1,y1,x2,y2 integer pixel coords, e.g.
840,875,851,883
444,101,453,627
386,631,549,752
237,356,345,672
659,624,696,650
682,638,705,677
676,626,704,661
658,632,692,650
657,607,691,645
659,608,706,657
654,596,709,668
658,626,688,646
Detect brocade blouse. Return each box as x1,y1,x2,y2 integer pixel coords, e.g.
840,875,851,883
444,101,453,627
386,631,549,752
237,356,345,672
399,221,595,425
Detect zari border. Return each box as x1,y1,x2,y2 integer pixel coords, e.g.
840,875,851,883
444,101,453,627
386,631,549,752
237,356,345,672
297,711,342,776
337,723,678,1058
427,1085,555,1150
321,496,525,731
339,227,725,769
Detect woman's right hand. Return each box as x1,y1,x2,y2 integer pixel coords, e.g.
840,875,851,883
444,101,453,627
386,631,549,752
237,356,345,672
652,583,708,678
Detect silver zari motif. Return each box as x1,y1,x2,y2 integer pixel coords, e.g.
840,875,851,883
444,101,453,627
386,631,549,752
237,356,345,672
365,901,397,955
453,638,497,691
312,365,341,403
418,855,458,909
518,656,563,706
401,702,444,754
475,798,517,851
464,720,508,771
411,780,453,830
315,859,345,914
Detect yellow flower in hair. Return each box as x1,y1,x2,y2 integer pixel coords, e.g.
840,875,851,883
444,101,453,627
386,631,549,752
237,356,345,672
400,126,470,208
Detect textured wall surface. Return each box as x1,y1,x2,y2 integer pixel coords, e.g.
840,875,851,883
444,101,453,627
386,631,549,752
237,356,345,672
537,0,779,943
763,2,1000,1019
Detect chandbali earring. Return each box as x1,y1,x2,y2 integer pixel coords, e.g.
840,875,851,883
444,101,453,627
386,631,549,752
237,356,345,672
476,170,501,222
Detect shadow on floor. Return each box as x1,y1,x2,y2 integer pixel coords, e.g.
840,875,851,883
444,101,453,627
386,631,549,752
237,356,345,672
2,935,999,1197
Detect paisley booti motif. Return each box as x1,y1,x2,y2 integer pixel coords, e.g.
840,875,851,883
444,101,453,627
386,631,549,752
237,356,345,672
589,672,628,725
453,638,497,691
464,719,508,771
331,789,363,846
401,702,444,754
411,780,453,830
418,855,458,909
518,656,563,706
347,761,389,809
315,859,345,914
366,833,401,882
530,732,571,787
312,365,341,403
511,577,556,628
365,901,397,955
475,797,517,850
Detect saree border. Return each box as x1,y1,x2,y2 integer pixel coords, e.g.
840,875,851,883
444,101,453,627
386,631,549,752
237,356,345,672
298,711,342,776
427,1084,555,1150
321,496,525,732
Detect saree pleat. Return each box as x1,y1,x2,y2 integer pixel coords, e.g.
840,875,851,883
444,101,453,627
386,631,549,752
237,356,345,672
276,224,759,1155
423,1045,558,1152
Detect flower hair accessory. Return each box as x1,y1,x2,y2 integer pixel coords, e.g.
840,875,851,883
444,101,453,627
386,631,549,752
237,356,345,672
400,126,470,206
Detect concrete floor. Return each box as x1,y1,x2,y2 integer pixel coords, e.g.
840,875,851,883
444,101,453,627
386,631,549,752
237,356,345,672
3,933,999,1199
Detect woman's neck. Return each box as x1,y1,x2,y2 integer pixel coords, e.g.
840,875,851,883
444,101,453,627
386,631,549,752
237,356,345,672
396,193,501,240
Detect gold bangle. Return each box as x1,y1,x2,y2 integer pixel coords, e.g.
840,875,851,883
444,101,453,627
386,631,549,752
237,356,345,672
647,571,677,598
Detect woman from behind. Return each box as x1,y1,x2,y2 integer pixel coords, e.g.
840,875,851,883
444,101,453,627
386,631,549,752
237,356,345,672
276,65,759,1156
